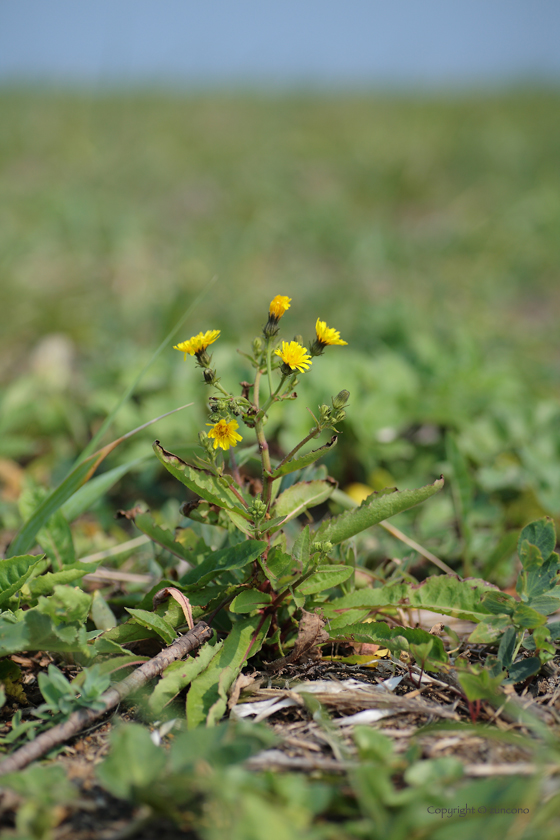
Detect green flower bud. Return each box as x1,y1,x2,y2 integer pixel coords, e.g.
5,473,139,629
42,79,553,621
249,499,267,522
332,390,350,410
311,540,333,555
319,404,332,425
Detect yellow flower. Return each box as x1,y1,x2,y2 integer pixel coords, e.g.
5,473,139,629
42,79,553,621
173,330,220,359
206,418,243,451
315,319,347,347
269,295,291,320
275,340,312,373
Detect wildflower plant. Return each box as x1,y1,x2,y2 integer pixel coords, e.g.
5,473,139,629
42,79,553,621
119,296,443,725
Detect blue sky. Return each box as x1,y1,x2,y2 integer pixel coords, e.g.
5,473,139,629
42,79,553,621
1,0,559,89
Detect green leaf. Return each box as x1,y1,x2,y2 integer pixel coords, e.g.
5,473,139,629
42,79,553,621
314,477,444,545
497,626,517,669
298,564,353,595
186,615,270,729
328,609,371,630
180,540,266,588
229,589,273,613
518,517,556,568
327,575,495,623
37,585,92,625
259,546,294,584
125,608,177,645
273,479,336,523
480,590,516,616
518,541,544,571
329,621,447,664
61,457,147,522
148,639,221,715
517,554,560,601
0,616,30,656
98,620,162,649
134,512,201,562
2,764,76,803
506,657,541,684
524,592,560,615
38,664,74,707
153,441,249,515
511,603,547,629
91,590,117,630
25,610,89,655
271,436,338,478
292,525,310,571
468,618,511,644
524,621,560,649
169,722,276,772
38,510,76,568
97,723,167,800
458,668,506,703
26,563,93,598
224,508,254,536
0,554,46,607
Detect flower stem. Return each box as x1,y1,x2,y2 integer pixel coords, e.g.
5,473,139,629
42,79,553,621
265,338,274,397
276,426,321,470
255,417,273,508
212,381,232,398
259,373,289,417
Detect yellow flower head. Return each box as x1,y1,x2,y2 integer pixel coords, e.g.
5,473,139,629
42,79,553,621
315,319,347,347
173,330,220,359
206,418,243,451
275,340,312,373
269,295,291,320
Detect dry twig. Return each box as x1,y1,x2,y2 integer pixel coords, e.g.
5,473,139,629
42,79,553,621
0,621,213,777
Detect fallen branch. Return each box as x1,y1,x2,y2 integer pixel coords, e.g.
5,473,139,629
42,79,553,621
0,621,213,777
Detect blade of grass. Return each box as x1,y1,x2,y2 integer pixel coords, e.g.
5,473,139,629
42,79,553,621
73,275,217,467
61,456,149,522
6,404,192,558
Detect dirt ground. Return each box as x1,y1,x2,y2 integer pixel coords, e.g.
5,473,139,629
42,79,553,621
1,638,559,839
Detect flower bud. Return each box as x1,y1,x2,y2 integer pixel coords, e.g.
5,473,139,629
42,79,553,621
332,390,350,410
249,499,267,522
319,404,332,425
197,350,212,368
312,540,333,555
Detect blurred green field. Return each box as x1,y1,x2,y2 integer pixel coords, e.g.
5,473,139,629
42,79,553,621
1,89,560,581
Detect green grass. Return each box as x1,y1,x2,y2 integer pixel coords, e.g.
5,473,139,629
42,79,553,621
1,89,560,582
1,89,560,362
